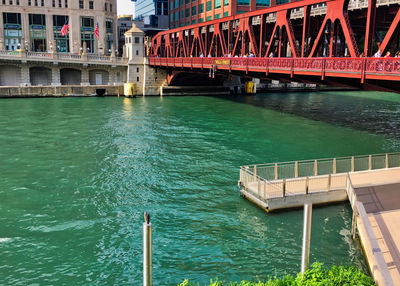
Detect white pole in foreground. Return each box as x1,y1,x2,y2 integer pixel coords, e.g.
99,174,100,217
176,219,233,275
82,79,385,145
301,203,312,274
143,212,152,286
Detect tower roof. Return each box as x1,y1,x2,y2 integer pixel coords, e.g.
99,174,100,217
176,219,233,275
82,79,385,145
125,24,144,36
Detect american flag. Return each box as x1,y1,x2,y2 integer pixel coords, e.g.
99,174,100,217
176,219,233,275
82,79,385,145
60,19,69,37
94,23,99,40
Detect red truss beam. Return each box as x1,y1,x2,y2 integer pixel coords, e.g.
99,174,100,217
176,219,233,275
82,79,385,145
151,0,396,60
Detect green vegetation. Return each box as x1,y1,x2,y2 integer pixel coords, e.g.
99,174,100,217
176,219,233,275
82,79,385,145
178,263,375,286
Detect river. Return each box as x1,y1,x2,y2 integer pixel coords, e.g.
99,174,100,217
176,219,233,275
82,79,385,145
1,91,399,285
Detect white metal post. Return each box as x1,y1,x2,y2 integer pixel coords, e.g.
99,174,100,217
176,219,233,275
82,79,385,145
143,212,152,286
301,203,312,274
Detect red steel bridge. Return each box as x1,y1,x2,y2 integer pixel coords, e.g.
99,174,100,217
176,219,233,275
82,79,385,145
149,0,400,89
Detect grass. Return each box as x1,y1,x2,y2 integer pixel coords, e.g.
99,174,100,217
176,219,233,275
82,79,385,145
177,262,375,286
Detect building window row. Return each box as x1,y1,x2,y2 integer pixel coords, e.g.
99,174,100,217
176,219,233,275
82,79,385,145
3,13,114,54
2,0,21,5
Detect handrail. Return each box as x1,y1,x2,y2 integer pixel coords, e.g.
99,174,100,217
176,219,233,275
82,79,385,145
355,201,395,286
242,152,398,168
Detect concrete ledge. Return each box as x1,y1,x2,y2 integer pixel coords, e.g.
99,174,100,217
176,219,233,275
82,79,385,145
241,188,348,211
0,85,124,98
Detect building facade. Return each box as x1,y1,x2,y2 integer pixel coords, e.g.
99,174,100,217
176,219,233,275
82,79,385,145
132,0,168,29
168,0,289,28
118,15,133,56
0,0,118,55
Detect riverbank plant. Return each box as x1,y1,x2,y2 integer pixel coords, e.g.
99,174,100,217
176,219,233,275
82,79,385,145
178,263,375,286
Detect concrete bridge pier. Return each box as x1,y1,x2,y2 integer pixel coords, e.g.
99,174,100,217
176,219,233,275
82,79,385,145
20,65,31,87
51,65,61,86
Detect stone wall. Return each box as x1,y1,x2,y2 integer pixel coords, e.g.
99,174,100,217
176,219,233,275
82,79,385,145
0,85,123,98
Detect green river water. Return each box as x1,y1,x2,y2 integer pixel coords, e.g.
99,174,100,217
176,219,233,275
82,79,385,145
1,92,399,285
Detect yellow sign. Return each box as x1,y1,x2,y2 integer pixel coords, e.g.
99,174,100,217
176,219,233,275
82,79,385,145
215,59,230,65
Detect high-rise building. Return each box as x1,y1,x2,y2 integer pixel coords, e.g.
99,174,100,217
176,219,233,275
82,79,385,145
168,0,288,28
0,0,118,55
118,14,133,55
132,0,168,29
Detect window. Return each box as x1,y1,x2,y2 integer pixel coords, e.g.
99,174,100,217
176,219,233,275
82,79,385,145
89,1,93,9
105,2,107,10
156,2,162,15
215,13,220,19
206,15,212,21
34,0,37,5
175,11,178,20
206,1,211,11
41,0,44,6
3,13,22,51
58,0,61,7
137,77,139,82
110,4,112,11
256,0,269,5
223,11,228,17
180,10,183,18
224,0,229,5
237,0,249,4
199,18,203,22
198,3,204,12
185,8,189,17
9,0,13,4
175,0,178,8
79,0,83,8
185,0,189,3
65,0,67,7
136,50,139,55
29,14,47,52
16,0,19,4
276,0,288,3
180,0,183,5
192,6,196,15
135,37,139,43
52,0,55,6
136,67,139,72
170,1,173,10
192,19,196,24
215,0,221,8
106,19,114,55
53,15,70,52
2,0,5,4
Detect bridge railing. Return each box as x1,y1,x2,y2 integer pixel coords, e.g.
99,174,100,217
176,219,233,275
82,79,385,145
0,50,128,64
149,57,400,76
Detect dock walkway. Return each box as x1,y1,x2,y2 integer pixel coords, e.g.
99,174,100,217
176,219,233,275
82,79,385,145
238,152,400,286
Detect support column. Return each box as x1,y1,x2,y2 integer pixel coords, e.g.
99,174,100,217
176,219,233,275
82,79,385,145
70,14,80,54
20,64,31,86
0,12,4,50
301,6,311,57
81,67,90,86
109,68,116,85
46,14,54,52
51,65,61,86
21,13,30,51
364,0,376,57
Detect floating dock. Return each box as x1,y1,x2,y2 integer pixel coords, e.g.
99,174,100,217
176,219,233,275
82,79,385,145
238,152,400,286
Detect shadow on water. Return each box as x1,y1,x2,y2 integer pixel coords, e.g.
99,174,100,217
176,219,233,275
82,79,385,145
219,91,400,139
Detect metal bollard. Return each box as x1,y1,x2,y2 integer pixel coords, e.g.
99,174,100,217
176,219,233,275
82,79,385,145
301,203,312,274
143,212,152,286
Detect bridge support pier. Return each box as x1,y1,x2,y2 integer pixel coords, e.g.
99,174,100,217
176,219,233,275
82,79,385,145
80,68,90,86
20,64,30,87
51,65,61,86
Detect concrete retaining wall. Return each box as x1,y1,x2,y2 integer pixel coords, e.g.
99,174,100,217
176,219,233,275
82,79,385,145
0,85,124,98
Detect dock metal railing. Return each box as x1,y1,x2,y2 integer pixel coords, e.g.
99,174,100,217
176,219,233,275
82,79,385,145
239,152,400,199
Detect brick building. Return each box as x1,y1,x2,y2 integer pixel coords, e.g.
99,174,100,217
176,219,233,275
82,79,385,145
168,0,289,28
